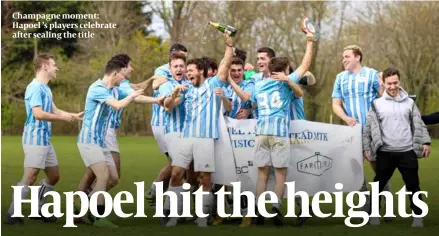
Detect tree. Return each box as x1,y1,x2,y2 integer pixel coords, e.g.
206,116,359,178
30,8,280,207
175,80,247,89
150,0,198,45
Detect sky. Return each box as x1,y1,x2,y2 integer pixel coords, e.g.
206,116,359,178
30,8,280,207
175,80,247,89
145,0,369,41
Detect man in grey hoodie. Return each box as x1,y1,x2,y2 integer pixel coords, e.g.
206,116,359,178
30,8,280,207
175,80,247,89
363,67,431,227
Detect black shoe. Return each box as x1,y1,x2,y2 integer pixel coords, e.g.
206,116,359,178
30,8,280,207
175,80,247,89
271,206,283,226
256,211,265,225
4,213,24,225
296,206,312,227
160,210,170,226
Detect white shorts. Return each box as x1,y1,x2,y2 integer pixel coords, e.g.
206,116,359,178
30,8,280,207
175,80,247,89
152,126,168,153
23,144,58,169
77,143,115,167
165,132,181,159
172,138,215,172
104,128,120,153
254,135,290,168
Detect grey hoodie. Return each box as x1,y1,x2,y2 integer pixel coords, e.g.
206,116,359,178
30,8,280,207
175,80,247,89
373,87,414,152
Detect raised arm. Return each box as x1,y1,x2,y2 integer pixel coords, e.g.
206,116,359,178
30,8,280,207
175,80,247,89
227,76,251,102
287,79,304,98
294,33,315,78
152,76,169,90
105,89,143,110
163,85,185,112
134,95,164,105
217,33,234,83
272,72,304,98
298,71,316,86
214,87,232,113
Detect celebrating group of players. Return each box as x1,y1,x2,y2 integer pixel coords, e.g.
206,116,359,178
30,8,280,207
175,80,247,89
6,26,394,228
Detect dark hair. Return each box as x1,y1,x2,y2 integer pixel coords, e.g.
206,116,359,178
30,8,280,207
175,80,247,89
111,54,131,67
170,43,187,53
34,53,55,72
104,59,126,75
169,51,187,64
231,57,244,67
187,58,207,78
202,57,218,72
257,47,276,59
269,57,290,73
234,47,247,62
382,68,400,82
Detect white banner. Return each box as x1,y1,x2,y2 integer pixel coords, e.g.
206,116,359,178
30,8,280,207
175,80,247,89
213,116,364,197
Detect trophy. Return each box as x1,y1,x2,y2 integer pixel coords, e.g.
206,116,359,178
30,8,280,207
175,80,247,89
208,21,237,37
300,16,320,41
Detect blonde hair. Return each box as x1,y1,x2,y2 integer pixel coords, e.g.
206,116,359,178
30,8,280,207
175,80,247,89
343,45,363,62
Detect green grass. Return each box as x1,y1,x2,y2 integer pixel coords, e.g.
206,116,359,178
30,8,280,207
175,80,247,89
2,136,439,235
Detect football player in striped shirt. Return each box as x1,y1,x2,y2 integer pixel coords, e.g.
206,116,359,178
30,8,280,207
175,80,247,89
288,66,316,121
211,56,255,227
146,44,188,204
75,58,160,228
157,51,191,223
151,44,188,158
331,44,389,215
228,33,314,225
225,57,254,120
160,33,233,227
4,54,83,225
105,54,157,179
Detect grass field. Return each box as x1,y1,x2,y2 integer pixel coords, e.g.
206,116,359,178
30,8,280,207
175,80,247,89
2,136,439,236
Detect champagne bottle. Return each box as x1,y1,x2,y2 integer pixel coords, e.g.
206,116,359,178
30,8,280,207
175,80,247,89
208,21,237,37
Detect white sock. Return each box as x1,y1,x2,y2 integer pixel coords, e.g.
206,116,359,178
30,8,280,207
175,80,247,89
176,186,184,215
151,182,157,193
38,179,54,212
202,192,213,216
241,207,248,216
8,182,30,215
164,186,183,213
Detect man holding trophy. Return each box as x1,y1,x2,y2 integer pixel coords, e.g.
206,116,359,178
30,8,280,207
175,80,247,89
226,17,318,226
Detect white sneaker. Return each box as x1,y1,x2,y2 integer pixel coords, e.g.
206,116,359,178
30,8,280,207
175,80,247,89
166,217,179,227
411,217,424,228
369,217,380,225
197,217,208,227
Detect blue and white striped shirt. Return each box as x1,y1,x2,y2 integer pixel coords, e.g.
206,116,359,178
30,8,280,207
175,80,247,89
249,72,270,119
288,73,306,120
159,79,191,134
332,66,381,128
22,79,53,146
108,80,134,129
290,97,306,120
181,75,225,139
250,72,299,137
225,80,254,118
78,79,129,147
151,63,172,127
